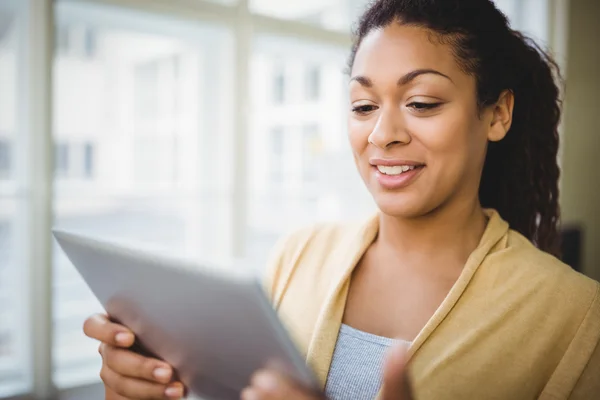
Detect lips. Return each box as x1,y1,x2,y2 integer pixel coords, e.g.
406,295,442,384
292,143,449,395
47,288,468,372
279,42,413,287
369,158,425,190
376,164,421,176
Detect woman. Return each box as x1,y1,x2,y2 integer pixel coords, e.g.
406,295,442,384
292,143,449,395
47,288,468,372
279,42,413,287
83,0,600,399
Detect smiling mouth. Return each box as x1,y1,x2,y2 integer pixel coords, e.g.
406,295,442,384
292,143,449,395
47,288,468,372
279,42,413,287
375,164,425,176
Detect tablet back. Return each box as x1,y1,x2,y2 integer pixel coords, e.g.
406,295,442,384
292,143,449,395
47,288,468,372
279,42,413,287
53,229,318,399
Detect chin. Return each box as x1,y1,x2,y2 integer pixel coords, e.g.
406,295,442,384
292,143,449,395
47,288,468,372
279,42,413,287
371,191,431,219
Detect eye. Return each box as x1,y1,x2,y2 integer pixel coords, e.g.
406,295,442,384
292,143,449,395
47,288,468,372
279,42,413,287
351,104,378,115
407,102,443,112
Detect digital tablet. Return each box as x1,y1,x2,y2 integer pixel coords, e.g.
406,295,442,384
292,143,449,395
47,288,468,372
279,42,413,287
52,229,318,400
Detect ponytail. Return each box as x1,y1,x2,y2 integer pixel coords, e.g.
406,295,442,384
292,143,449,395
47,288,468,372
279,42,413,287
479,32,562,256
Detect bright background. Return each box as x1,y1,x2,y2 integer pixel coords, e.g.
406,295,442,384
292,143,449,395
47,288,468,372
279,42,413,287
2,0,600,399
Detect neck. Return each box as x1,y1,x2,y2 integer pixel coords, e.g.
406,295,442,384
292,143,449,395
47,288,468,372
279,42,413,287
377,197,488,267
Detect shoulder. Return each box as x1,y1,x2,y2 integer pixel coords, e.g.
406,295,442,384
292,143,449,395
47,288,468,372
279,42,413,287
500,231,600,397
464,225,600,397
499,229,598,302
482,228,600,327
262,217,374,305
492,229,600,383
479,209,596,298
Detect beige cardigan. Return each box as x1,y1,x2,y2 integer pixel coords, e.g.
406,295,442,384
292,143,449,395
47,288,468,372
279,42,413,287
264,210,600,399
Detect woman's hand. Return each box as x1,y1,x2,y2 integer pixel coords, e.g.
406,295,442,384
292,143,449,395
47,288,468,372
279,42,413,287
83,313,185,400
240,370,325,400
241,344,413,400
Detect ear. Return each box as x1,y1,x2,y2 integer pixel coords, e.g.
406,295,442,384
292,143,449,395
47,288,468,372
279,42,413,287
487,90,514,142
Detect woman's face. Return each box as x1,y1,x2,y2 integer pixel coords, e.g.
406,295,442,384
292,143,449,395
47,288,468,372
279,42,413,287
349,23,505,218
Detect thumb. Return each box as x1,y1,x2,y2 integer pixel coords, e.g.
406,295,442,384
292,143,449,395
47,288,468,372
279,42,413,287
381,343,414,400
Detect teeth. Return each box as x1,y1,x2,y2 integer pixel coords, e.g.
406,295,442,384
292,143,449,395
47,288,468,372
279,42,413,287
377,165,417,175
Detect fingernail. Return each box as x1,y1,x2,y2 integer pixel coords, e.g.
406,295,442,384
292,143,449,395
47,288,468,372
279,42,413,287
253,372,279,392
165,384,184,398
115,332,133,344
153,367,171,381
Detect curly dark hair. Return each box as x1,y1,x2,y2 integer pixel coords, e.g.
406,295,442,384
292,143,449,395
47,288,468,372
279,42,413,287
349,0,562,256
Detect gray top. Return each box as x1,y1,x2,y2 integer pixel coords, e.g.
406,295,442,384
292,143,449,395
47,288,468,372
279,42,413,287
324,324,410,400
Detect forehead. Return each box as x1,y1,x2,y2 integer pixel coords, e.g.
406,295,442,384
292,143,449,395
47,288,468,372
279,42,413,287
351,23,463,81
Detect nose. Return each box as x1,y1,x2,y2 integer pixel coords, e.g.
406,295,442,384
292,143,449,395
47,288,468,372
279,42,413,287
367,105,411,149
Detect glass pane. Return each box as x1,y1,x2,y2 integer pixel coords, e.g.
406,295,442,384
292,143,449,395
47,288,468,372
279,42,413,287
246,36,375,267
494,0,549,42
251,0,549,40
53,2,234,388
0,199,26,398
0,1,28,396
250,0,371,32
0,5,17,184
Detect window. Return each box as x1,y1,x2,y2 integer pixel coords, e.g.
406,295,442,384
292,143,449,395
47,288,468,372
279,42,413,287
83,142,94,178
53,142,99,180
246,35,376,264
54,143,70,178
134,55,182,123
251,0,548,36
250,0,370,32
0,209,22,396
272,62,286,104
52,2,234,388
83,28,96,58
134,61,160,119
305,65,321,101
0,140,10,180
0,1,28,397
269,127,285,184
0,0,17,184
55,25,97,59
493,0,549,42
302,124,320,183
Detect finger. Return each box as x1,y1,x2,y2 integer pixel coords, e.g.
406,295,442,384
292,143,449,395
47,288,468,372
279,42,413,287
381,344,414,400
105,387,134,400
100,344,174,384
243,370,323,400
83,314,135,348
100,365,185,400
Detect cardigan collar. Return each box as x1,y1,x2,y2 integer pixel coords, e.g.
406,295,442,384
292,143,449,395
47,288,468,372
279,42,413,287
305,209,510,388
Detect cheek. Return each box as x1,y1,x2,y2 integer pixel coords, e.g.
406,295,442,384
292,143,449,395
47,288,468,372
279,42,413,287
410,109,482,171
348,117,372,161
413,117,464,154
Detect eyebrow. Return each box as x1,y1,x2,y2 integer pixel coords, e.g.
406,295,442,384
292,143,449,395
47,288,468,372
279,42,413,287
350,68,454,87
